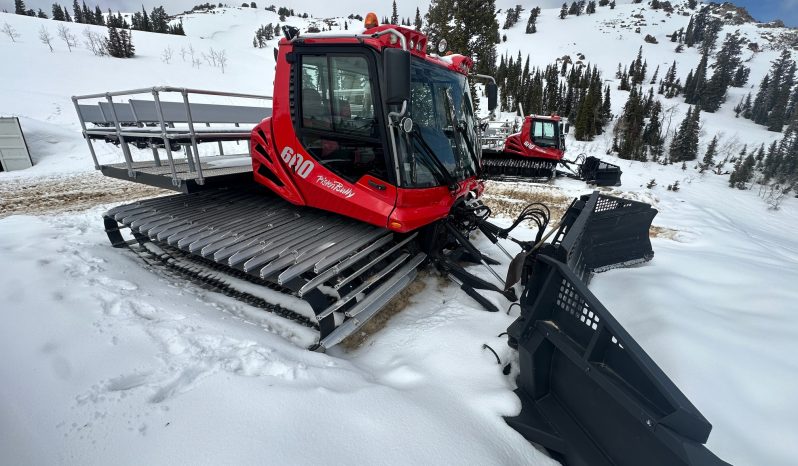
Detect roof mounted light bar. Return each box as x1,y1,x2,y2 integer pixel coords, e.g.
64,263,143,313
286,28,408,51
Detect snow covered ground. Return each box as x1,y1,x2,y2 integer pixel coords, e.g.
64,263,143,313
2,3,798,465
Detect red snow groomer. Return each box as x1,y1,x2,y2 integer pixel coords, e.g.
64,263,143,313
72,14,726,466
482,114,623,186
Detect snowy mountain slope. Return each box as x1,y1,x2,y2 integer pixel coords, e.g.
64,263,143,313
1,3,797,466
496,2,790,157
0,8,308,177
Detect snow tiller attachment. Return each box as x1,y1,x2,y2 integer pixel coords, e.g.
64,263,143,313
505,256,729,466
502,193,728,465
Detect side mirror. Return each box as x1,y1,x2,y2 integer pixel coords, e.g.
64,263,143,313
384,48,411,106
487,83,498,112
564,123,570,134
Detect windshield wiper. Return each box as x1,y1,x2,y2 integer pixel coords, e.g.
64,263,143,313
456,119,480,177
409,128,457,189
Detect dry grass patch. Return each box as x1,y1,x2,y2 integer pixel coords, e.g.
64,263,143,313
649,225,679,240
0,173,167,218
481,181,572,221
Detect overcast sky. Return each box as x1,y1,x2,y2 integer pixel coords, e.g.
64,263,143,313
5,0,797,27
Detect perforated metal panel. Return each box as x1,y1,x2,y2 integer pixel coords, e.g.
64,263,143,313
0,117,33,171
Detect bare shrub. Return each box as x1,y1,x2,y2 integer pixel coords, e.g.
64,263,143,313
56,23,77,52
38,25,54,52
161,46,173,64
2,22,21,42
83,28,107,56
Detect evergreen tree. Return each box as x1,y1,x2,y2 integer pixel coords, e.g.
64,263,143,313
684,51,709,109
106,25,122,56
390,0,398,25
132,6,150,31
574,65,603,141
150,6,169,33
684,15,695,46
766,52,796,132
662,61,680,98
253,22,274,47
64,7,71,22
786,86,798,123
700,18,721,54
614,86,647,160
746,51,797,131
762,140,781,182
52,4,65,21
702,33,745,112
732,65,750,87
15,0,26,15
424,0,454,53
627,47,646,85
94,5,104,25
414,7,422,29
650,65,659,85
729,153,755,189
81,1,92,24
602,84,612,121
525,7,539,34
72,0,82,23
702,135,718,168
644,100,664,159
670,106,700,162
750,74,771,124
586,1,596,14
120,28,134,57
560,3,568,19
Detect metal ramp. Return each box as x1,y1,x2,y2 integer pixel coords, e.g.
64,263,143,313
73,87,272,192
103,185,426,350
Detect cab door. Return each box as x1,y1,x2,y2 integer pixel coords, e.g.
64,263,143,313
273,46,398,228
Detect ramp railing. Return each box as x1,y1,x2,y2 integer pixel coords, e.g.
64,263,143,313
72,87,272,188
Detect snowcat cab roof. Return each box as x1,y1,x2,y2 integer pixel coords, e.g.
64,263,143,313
279,24,474,76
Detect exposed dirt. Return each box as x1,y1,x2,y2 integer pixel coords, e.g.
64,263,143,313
341,273,430,351
480,181,572,221
650,225,679,240
0,173,168,218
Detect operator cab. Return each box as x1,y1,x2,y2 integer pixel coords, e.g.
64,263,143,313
529,117,566,151
292,40,483,189
253,18,497,232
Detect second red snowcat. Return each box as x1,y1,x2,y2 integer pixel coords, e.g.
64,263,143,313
482,114,623,186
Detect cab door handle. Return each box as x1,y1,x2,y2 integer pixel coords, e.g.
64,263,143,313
368,180,386,191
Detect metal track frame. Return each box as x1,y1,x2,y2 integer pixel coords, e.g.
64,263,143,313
103,187,425,351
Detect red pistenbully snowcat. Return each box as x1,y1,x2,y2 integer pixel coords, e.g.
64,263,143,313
482,113,623,186
73,15,726,466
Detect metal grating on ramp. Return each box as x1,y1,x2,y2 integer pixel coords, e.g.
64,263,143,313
104,160,252,180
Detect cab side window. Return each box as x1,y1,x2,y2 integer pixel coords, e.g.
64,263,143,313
298,54,387,183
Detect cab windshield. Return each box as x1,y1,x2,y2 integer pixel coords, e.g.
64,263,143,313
531,120,558,148
398,58,479,188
